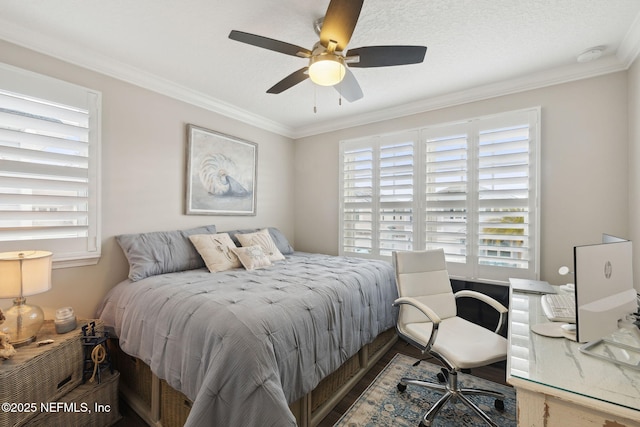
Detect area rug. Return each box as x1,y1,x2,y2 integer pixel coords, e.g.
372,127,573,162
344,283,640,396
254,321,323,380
334,353,516,427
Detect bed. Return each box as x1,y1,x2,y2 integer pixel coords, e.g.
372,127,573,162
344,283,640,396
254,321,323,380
96,225,398,427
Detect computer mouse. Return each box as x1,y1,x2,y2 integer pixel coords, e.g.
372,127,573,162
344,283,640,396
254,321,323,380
561,323,576,333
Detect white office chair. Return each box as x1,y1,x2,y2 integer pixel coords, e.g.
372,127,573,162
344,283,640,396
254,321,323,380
393,249,509,427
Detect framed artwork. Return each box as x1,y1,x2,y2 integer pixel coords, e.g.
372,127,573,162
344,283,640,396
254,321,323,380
186,124,257,215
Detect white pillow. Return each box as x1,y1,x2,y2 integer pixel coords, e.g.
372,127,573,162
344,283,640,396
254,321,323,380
231,245,272,270
189,233,241,272
236,228,285,262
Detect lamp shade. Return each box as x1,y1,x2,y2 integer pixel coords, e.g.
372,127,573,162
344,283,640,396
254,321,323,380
0,251,52,298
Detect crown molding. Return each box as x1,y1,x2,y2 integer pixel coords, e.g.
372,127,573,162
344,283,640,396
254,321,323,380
618,10,640,67
291,55,628,139
0,19,296,138
1,16,638,141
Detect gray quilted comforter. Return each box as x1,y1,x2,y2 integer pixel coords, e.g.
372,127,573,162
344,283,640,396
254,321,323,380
97,252,398,426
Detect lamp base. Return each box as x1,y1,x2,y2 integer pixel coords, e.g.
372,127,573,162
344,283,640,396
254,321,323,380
0,297,45,348
8,335,35,348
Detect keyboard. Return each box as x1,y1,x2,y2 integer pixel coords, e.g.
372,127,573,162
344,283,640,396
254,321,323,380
541,293,576,323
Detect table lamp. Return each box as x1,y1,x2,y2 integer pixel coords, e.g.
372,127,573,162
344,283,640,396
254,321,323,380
0,251,52,347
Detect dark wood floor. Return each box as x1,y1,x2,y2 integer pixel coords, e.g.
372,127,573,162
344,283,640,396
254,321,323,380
114,338,508,426
113,400,146,427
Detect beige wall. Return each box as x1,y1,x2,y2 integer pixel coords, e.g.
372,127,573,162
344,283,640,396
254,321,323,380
293,72,630,287
629,56,640,292
1,38,636,321
0,40,295,319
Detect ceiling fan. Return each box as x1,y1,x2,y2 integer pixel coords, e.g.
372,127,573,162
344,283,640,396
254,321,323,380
228,0,427,102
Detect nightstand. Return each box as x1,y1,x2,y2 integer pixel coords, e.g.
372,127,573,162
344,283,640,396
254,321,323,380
0,320,121,427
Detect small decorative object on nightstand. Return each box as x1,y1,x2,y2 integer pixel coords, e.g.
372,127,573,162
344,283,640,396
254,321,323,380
81,321,113,384
55,306,77,334
0,250,52,347
0,309,16,360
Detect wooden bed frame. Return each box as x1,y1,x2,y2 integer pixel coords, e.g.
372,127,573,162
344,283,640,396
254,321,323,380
110,328,397,427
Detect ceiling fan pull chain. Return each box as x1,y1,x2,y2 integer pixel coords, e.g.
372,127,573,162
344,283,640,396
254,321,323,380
314,85,317,113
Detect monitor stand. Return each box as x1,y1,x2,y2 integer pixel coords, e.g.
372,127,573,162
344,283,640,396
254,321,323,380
579,315,640,371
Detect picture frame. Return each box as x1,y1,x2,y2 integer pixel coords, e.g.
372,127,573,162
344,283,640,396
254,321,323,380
186,124,257,215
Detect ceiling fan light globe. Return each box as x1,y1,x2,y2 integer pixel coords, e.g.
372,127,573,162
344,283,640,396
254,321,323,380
308,54,346,86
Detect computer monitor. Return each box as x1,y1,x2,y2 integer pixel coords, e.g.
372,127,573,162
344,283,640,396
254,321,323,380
602,234,640,298
602,233,627,243
574,239,637,343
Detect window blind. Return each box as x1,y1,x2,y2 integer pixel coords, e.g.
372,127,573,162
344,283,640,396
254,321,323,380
424,131,468,264
0,63,101,265
379,138,414,256
477,124,531,270
339,108,539,283
340,131,417,257
341,143,374,255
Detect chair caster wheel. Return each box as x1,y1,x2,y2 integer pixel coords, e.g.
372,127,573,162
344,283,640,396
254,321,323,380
436,372,446,382
397,382,407,392
495,399,505,411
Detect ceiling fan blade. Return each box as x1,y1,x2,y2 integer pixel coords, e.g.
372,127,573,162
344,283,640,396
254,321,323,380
320,0,364,52
229,30,311,57
335,68,363,102
347,45,427,67
267,67,309,94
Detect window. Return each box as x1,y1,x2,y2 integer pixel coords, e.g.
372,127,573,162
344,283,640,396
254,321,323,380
340,108,540,283
341,131,418,256
0,63,101,267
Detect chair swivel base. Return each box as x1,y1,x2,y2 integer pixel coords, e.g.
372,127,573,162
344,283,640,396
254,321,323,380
397,369,505,427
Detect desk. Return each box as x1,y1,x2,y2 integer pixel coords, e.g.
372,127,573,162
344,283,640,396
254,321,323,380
507,287,640,426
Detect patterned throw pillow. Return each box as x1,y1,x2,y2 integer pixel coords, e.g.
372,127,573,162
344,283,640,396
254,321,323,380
189,233,241,273
236,228,285,262
231,245,272,270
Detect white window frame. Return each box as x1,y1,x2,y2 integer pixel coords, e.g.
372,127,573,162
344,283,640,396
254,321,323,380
339,108,540,284
0,62,102,268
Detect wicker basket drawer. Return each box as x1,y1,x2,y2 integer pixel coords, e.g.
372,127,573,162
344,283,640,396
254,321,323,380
0,321,101,427
28,370,121,427
111,340,152,408
311,353,361,411
161,379,192,427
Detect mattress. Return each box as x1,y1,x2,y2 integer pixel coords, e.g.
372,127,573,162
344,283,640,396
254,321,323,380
97,252,398,426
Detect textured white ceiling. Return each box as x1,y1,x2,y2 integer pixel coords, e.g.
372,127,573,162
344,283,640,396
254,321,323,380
0,0,639,138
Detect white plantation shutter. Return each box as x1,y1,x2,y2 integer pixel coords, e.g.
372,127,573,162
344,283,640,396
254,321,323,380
0,63,101,266
340,108,539,283
341,142,374,255
378,134,415,256
423,127,468,264
475,111,538,282
340,131,417,257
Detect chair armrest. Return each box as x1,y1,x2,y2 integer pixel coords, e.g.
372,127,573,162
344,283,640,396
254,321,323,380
393,296,442,351
454,290,508,313
454,290,508,334
393,296,442,324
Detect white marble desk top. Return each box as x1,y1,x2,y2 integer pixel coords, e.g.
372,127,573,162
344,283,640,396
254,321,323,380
507,289,640,412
